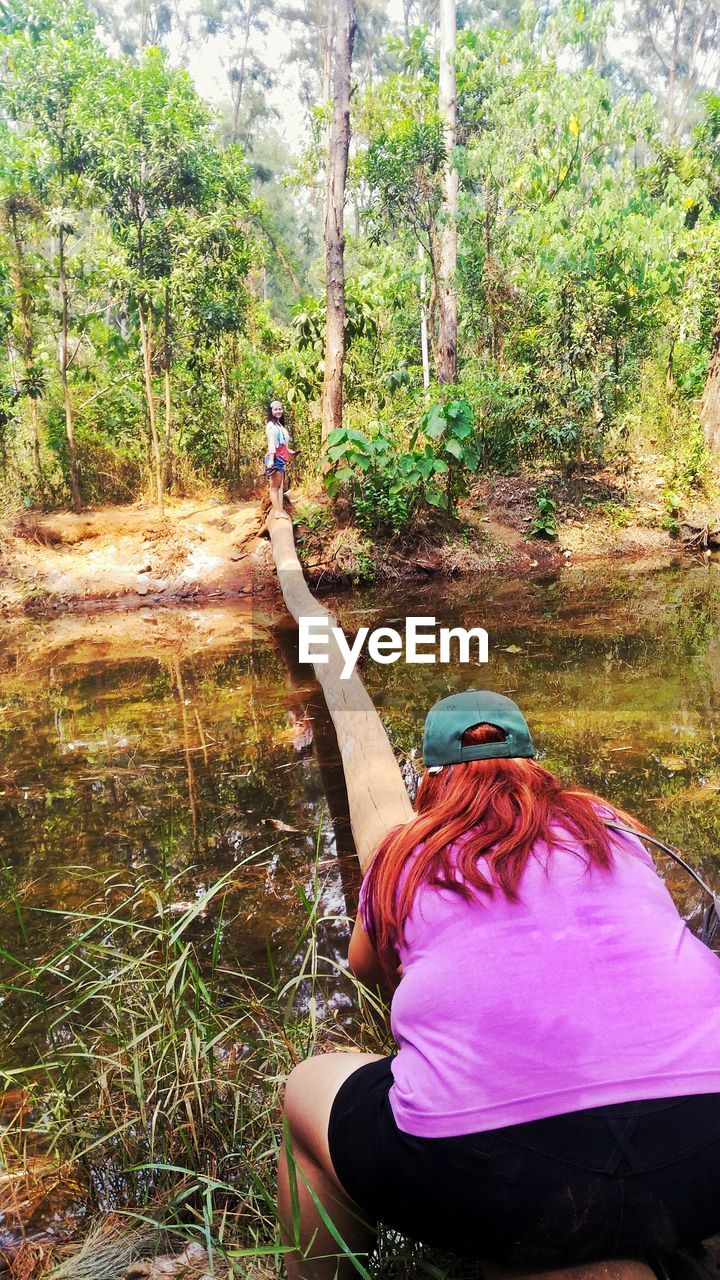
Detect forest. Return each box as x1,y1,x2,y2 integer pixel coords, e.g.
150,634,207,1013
0,0,719,554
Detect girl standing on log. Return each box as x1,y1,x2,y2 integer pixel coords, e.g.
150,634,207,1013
278,690,720,1279
264,400,297,520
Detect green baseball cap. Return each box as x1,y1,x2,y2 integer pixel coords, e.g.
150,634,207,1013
423,689,535,767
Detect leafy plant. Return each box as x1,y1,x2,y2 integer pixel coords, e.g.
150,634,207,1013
324,400,479,534
662,489,683,536
324,423,419,533
416,399,480,514
530,489,559,538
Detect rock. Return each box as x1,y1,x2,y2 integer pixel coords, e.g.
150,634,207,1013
138,562,152,573
137,582,149,596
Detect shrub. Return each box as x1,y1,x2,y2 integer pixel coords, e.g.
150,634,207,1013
324,399,481,533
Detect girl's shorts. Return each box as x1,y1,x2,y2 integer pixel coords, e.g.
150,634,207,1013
327,1057,720,1267
264,454,287,477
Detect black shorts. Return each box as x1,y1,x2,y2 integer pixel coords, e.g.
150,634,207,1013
328,1057,720,1267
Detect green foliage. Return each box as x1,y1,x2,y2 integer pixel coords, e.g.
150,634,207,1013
0,0,719,509
661,490,683,536
0,2,263,503
530,489,558,538
325,422,421,533
361,114,445,243
0,848,390,1274
417,398,480,513
324,399,479,532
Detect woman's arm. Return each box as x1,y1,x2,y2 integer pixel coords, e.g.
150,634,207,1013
264,423,275,466
348,915,387,989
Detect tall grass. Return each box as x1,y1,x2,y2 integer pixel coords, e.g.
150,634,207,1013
0,839,485,1280
0,843,393,1280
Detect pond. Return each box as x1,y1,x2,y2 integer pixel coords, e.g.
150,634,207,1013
3,561,720,1009
2,558,720,1251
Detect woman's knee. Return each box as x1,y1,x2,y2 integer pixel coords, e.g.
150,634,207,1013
283,1052,382,1165
284,1057,321,1129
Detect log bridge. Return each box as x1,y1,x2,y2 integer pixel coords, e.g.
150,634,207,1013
266,508,654,1280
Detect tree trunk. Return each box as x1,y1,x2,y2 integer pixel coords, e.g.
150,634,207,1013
230,9,252,144
323,0,335,157
666,0,686,137
164,283,173,490
419,244,430,389
59,225,81,513
701,302,720,455
437,0,458,385
485,194,504,363
428,274,439,372
666,336,676,389
138,303,164,515
321,0,356,444
164,366,173,490
9,209,42,488
30,399,41,484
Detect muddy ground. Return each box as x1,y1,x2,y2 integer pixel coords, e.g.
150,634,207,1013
0,497,272,614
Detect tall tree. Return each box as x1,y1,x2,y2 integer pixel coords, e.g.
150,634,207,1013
321,0,356,442
437,0,457,384
72,49,224,512
695,94,720,452
0,0,101,511
0,129,46,487
624,0,720,138
89,0,180,58
195,0,277,150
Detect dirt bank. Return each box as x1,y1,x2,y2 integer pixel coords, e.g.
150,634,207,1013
0,498,274,614
293,464,683,588
0,463,703,617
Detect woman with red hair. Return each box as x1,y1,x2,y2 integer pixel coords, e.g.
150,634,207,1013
278,690,720,1280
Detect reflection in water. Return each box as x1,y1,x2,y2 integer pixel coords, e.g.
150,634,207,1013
1,562,720,1054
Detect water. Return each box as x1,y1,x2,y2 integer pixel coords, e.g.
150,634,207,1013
0,606,356,994
3,560,720,1254
2,560,720,1045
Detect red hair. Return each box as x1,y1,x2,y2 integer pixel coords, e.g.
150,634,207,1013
363,723,645,960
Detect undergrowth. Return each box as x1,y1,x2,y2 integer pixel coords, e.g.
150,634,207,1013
0,840,481,1280
0,841,392,1279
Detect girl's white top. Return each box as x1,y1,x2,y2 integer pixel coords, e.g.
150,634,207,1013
265,421,289,464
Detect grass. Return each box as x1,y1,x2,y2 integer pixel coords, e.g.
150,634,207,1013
3,840,710,1280
0,830,493,1280
0,837,398,1280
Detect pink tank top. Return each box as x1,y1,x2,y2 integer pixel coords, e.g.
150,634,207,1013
359,823,720,1138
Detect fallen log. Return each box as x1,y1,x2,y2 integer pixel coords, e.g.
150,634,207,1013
266,508,655,1280
265,510,412,869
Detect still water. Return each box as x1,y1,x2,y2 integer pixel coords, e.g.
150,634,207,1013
2,558,720,1048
